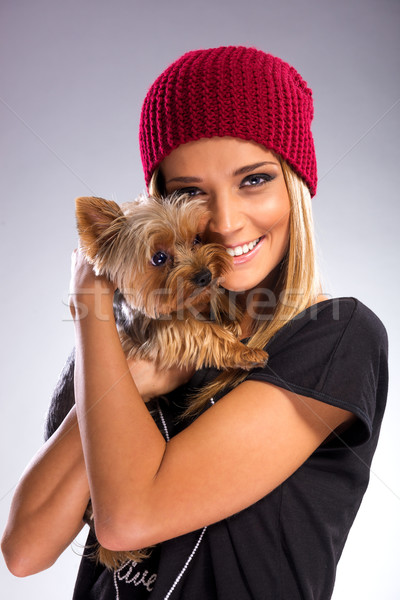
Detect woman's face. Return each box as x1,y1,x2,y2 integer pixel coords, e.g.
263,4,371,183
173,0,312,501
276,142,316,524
161,137,291,293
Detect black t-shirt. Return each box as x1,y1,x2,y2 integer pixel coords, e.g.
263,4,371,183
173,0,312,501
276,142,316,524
73,297,388,600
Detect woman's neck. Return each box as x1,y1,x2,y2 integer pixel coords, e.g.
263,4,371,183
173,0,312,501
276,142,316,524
230,264,284,339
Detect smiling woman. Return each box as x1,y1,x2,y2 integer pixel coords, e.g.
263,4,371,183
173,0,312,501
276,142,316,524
147,135,328,414
1,46,388,600
160,138,291,295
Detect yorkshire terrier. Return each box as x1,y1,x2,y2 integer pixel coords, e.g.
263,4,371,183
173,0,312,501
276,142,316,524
45,192,268,568
74,193,268,371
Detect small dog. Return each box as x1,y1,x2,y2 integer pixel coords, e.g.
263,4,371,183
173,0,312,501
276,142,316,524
74,193,268,371
45,192,268,568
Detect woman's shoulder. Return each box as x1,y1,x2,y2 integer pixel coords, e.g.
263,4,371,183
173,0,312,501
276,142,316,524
250,294,388,396
246,296,388,447
280,295,388,351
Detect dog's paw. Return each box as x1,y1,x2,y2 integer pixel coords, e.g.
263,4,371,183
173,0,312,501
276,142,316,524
226,345,268,370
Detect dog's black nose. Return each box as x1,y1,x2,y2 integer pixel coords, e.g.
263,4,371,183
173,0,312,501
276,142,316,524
192,268,212,287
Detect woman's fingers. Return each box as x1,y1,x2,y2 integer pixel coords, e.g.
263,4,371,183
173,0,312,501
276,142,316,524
127,358,195,400
69,249,116,319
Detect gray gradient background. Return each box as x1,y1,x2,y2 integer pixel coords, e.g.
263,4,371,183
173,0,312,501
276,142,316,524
1,0,399,598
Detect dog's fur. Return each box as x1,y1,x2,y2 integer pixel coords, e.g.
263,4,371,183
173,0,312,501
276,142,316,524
45,193,268,569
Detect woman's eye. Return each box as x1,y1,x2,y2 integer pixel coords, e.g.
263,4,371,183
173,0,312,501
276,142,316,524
175,187,203,198
151,251,169,266
241,173,273,187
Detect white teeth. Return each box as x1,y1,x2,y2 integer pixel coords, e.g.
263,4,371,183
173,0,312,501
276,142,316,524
226,237,260,257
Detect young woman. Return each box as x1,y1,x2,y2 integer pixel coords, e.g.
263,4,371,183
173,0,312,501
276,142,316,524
2,46,388,600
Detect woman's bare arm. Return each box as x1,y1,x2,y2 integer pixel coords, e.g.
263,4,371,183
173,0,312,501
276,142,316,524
1,406,90,577
70,252,356,553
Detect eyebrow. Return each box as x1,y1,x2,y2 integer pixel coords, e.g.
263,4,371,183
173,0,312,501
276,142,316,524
233,161,278,176
165,161,279,184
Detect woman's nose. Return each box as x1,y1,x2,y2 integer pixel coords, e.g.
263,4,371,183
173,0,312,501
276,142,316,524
207,192,245,237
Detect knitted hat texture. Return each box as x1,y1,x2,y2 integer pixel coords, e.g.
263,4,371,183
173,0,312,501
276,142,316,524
139,46,317,196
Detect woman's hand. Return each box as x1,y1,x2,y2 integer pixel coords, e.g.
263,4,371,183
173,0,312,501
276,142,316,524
69,248,116,320
128,358,195,402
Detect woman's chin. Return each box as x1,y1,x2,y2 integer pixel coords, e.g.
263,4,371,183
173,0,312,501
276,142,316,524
220,262,283,295
220,274,270,294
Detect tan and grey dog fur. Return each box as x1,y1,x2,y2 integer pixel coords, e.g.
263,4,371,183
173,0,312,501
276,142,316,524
75,193,268,372
45,192,268,569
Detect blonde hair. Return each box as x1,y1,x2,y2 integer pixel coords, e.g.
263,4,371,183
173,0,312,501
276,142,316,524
149,158,322,414
94,158,323,569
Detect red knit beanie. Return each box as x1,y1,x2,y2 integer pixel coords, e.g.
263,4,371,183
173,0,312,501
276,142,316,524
139,46,317,197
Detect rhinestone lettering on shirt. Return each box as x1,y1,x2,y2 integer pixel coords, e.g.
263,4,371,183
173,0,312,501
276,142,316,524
113,560,157,598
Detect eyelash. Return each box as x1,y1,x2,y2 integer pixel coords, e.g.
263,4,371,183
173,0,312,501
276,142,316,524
173,173,274,197
240,173,274,188
175,187,203,198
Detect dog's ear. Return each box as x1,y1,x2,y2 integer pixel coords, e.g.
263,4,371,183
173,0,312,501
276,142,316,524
75,196,126,260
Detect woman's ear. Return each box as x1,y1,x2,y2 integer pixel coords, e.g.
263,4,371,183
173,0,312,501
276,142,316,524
75,196,126,261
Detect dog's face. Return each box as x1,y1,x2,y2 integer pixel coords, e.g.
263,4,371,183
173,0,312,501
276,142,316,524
75,194,232,318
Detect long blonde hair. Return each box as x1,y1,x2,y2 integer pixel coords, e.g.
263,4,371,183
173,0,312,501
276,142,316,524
149,158,322,415
94,157,322,569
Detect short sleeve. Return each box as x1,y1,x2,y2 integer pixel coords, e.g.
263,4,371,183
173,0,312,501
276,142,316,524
246,298,389,447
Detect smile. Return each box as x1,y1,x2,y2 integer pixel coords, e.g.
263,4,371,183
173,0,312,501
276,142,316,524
225,236,263,257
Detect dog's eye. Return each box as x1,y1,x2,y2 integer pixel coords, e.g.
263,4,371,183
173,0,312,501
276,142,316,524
193,235,202,246
151,251,169,266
